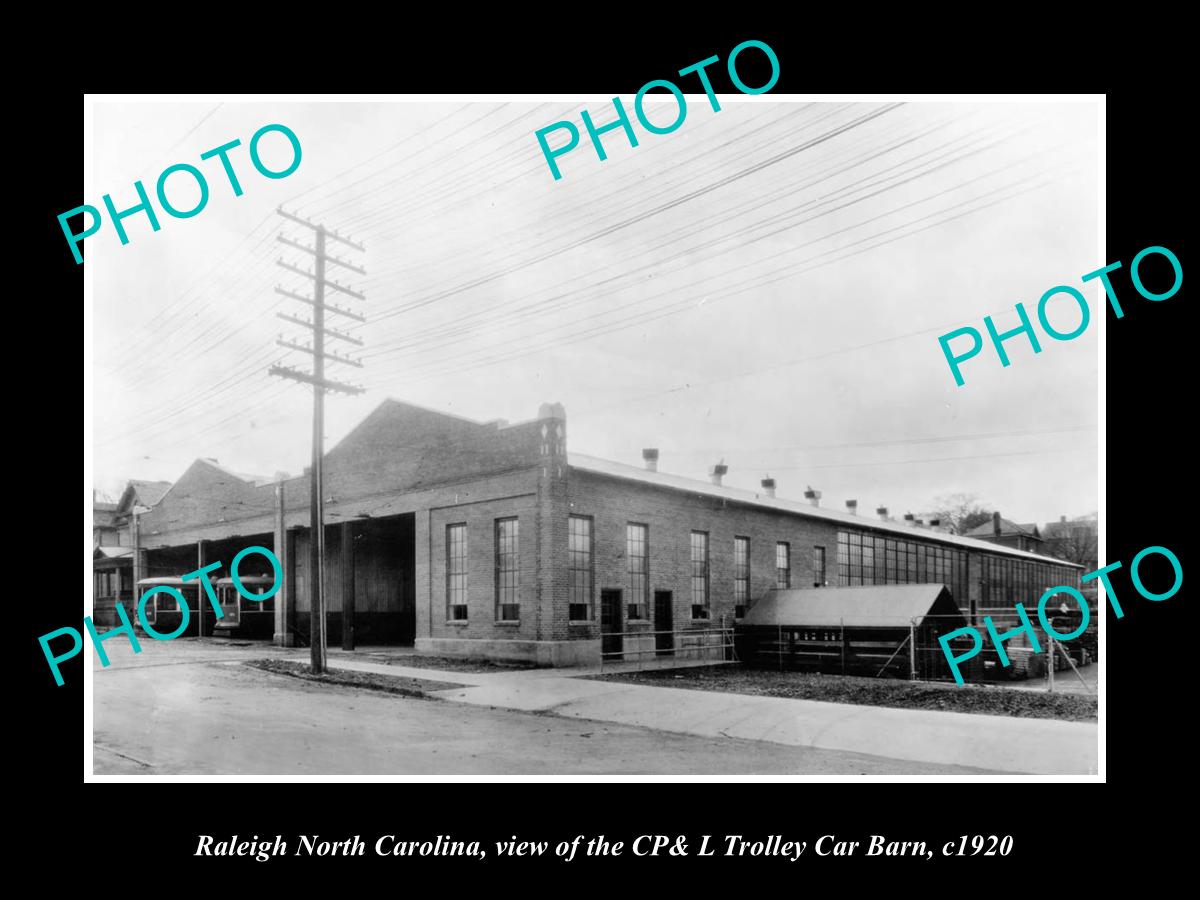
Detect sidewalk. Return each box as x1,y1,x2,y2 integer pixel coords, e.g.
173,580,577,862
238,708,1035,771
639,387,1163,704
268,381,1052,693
323,655,1097,775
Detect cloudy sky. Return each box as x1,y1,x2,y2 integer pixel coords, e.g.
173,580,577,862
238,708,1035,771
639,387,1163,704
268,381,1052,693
88,97,1100,525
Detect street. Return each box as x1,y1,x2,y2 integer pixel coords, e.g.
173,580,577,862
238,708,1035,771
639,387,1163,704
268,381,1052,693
93,641,996,775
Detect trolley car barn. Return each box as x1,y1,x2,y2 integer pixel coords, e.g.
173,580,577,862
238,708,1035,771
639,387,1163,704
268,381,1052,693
125,397,1083,667
737,584,973,680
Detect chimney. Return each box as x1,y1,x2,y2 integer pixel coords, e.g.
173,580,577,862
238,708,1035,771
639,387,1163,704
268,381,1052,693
903,512,915,525
915,518,926,527
846,499,858,515
642,448,659,472
876,505,888,521
709,462,728,486
993,510,1002,536
804,487,822,507
929,518,942,529
1060,515,1067,523
761,476,776,498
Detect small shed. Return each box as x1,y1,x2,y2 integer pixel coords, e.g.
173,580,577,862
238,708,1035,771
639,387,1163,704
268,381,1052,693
737,585,974,680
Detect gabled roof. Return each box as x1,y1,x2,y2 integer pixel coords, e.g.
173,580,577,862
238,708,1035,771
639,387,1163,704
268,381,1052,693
137,399,552,543
742,585,963,629
117,479,173,513
567,453,1081,567
964,517,1042,540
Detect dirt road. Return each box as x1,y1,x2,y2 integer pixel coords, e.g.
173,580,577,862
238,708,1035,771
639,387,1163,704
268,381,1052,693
92,641,996,775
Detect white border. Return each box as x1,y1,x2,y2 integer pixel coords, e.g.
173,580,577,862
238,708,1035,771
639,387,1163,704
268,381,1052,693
83,92,1105,784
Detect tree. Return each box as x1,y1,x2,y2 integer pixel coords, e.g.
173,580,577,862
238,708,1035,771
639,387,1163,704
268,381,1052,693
1046,518,1098,571
925,493,992,535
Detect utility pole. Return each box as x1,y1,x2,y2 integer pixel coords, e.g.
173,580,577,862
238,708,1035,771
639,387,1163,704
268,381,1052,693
269,208,366,674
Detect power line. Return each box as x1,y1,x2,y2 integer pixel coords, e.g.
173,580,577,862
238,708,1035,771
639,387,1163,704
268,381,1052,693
655,426,1098,455
760,446,1098,471
357,113,1021,363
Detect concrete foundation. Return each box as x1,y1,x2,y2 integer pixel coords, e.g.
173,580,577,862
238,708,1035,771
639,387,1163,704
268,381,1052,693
416,637,601,667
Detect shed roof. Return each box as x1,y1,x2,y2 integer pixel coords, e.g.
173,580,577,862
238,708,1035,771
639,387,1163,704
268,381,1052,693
741,585,962,628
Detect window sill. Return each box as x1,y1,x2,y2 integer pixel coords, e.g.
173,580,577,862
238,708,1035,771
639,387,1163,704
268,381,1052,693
495,620,520,627
568,620,593,626
445,620,470,626
626,619,652,625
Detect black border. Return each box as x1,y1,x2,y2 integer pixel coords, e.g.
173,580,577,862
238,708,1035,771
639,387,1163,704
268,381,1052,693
35,21,1191,882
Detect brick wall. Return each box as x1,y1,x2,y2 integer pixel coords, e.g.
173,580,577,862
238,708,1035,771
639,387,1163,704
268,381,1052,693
564,469,841,637
428,490,539,643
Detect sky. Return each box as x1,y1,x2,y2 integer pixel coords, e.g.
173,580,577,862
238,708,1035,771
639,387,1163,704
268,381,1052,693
88,97,1100,526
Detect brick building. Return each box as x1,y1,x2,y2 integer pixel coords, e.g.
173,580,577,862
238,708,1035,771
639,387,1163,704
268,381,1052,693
129,399,1083,665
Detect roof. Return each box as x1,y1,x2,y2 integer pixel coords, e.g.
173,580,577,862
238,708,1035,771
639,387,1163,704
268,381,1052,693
567,453,1083,567
94,546,133,560
139,399,550,542
127,479,172,508
964,517,1042,539
742,585,962,628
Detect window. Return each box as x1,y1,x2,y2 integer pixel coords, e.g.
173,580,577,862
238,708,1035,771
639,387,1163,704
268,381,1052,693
568,516,593,621
447,523,467,620
495,518,519,621
690,531,709,619
626,523,648,620
734,536,750,618
776,541,791,589
813,545,826,587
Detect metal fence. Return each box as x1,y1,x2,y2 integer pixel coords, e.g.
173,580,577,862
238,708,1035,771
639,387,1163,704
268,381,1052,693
738,617,916,678
732,612,1097,691
598,621,736,670
911,613,1096,691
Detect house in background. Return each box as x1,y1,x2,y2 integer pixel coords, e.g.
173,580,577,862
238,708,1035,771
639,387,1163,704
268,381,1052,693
92,480,171,626
964,511,1046,555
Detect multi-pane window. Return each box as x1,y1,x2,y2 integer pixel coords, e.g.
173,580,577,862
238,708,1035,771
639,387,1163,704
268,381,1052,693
776,541,791,589
813,546,826,587
834,528,1082,617
447,523,468,620
980,554,1079,613
626,523,648,620
690,531,709,619
495,518,519,621
734,536,750,618
568,516,593,621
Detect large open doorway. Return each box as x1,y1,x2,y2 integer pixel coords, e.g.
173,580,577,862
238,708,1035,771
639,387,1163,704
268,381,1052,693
293,513,416,646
